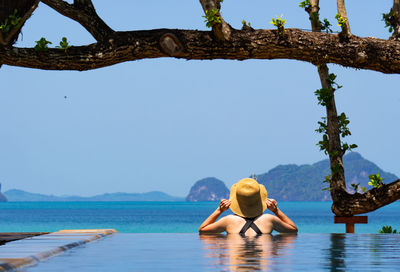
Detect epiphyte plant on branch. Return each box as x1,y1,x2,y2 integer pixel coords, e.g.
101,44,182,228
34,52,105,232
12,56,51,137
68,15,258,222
34,37,52,51
368,174,385,189
314,73,357,155
382,9,400,37
299,0,311,9
379,225,398,234
299,0,332,33
314,73,341,106
270,15,286,36
203,9,221,28
55,37,71,52
241,20,251,27
0,9,21,33
320,18,333,33
350,183,366,194
314,72,357,194
335,13,348,28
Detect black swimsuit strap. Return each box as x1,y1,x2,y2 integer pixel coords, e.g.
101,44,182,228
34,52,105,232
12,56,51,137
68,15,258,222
237,215,262,235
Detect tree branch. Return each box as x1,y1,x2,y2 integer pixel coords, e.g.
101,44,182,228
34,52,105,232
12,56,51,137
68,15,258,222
309,0,321,32
0,32,4,46
306,0,347,195
391,0,400,39
3,0,40,46
332,179,400,216
74,0,94,10
41,0,114,41
199,0,231,41
1,29,400,73
336,0,351,37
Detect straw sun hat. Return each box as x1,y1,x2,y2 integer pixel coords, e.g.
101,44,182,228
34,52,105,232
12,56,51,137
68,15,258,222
229,178,268,218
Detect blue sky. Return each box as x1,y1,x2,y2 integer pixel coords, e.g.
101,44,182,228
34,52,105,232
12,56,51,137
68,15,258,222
1,1,399,197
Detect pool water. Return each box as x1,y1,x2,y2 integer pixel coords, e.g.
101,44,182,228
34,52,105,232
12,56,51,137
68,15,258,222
24,233,400,271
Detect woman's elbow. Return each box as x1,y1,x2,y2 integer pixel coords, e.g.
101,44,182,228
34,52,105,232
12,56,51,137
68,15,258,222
288,225,298,233
199,226,212,233
279,226,298,234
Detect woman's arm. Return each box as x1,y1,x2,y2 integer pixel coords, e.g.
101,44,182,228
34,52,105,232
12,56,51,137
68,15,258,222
198,199,231,233
266,198,298,233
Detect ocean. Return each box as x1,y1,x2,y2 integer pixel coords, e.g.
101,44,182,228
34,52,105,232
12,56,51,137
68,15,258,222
1,201,400,233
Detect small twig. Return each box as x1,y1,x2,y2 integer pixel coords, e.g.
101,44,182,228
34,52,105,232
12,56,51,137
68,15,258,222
4,0,41,45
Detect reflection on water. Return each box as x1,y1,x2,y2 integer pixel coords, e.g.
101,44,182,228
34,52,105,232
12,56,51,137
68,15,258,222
200,233,400,271
25,233,400,271
325,234,346,271
199,234,297,271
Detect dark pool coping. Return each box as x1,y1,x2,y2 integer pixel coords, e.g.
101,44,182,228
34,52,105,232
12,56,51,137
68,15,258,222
0,233,50,246
0,229,117,271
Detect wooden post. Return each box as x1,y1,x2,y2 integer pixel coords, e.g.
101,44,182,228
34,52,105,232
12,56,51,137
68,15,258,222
334,216,368,233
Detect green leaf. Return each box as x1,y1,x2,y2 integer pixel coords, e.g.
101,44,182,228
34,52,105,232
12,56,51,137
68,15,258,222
379,225,398,234
202,9,221,28
368,173,384,188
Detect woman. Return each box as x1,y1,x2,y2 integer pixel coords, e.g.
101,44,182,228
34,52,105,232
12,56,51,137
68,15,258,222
199,178,298,235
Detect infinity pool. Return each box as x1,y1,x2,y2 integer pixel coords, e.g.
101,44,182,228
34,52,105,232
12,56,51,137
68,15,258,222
24,233,400,271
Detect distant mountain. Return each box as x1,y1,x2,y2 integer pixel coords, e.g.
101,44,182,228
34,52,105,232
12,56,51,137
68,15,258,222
4,153,397,202
4,190,184,202
184,152,398,202
256,152,398,201
186,177,229,201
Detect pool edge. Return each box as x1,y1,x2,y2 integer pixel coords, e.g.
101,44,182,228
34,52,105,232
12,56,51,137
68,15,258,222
0,229,117,271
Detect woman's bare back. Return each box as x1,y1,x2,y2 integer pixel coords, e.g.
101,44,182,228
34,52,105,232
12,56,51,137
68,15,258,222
224,214,275,235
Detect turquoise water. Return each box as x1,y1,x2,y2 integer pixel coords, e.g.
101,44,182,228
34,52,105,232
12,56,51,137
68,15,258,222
24,233,400,271
1,201,400,233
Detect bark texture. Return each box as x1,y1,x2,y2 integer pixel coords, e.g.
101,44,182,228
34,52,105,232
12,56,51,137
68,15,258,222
2,28,400,72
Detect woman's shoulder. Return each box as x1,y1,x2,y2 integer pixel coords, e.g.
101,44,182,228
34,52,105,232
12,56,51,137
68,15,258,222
224,214,242,221
257,213,275,223
260,213,274,219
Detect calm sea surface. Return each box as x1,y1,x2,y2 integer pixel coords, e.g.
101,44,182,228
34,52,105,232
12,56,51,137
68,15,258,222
1,201,400,233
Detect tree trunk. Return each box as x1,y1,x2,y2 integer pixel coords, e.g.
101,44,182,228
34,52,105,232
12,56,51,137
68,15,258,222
308,0,351,215
336,0,351,36
392,0,400,39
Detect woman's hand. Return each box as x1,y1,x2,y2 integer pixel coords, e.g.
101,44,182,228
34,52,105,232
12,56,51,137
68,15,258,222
218,199,231,213
199,199,231,233
266,198,278,213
